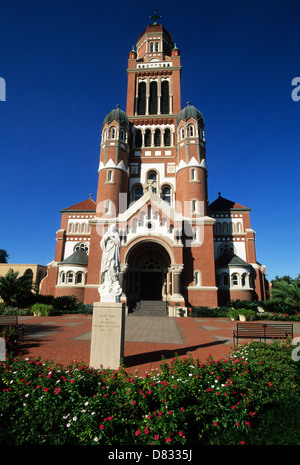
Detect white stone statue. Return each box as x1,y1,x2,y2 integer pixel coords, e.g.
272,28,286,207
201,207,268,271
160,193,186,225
99,224,122,302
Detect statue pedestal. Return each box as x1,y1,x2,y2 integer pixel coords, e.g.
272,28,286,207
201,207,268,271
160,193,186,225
89,302,125,371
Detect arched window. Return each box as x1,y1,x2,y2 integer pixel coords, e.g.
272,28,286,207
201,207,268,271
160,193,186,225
222,222,228,233
194,271,201,286
190,168,196,181
145,128,151,147
67,271,74,284
154,128,161,146
188,125,195,137
133,185,143,202
149,81,158,114
164,128,171,146
162,186,171,205
155,42,159,52
241,273,247,287
110,127,116,139
120,129,126,142
75,223,79,233
137,81,146,115
135,128,142,148
161,81,169,114
223,273,229,287
81,223,86,233
236,222,242,233
192,199,197,213
107,170,113,182
61,272,65,284
181,127,185,139
150,42,154,52
68,223,73,233
76,272,83,284
231,273,239,286
147,171,157,193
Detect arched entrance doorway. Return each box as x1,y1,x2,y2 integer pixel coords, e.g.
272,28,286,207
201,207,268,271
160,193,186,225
125,241,171,307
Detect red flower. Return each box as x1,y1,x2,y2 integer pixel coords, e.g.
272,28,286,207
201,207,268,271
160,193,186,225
231,405,236,409
55,387,60,395
179,430,184,435
154,434,159,440
43,388,48,393
135,430,141,436
131,400,136,405
213,421,218,427
145,427,149,435
166,437,172,443
99,424,104,430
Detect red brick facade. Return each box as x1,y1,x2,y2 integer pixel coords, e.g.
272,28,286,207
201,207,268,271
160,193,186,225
41,20,268,311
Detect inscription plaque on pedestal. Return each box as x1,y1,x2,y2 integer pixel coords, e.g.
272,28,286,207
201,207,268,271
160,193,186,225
89,302,125,370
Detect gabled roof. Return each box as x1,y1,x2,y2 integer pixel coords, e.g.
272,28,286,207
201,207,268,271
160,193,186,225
58,249,88,266
215,250,251,268
61,198,96,213
209,194,250,212
118,186,181,224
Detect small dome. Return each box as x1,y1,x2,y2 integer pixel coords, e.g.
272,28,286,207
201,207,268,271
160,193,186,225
177,102,204,125
103,105,129,128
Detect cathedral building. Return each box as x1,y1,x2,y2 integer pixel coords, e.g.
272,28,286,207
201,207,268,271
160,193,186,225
41,16,268,312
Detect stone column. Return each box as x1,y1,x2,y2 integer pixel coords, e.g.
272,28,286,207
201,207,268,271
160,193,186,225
171,264,184,296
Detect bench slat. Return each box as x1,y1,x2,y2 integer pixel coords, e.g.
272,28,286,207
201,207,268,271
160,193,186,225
233,322,293,344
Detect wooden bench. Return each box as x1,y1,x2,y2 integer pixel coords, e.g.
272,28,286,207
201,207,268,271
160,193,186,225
233,322,293,345
0,315,25,342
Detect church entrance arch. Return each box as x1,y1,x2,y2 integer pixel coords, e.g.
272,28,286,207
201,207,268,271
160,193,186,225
124,240,171,306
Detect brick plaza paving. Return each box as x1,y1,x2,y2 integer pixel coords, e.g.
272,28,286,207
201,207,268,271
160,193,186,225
17,314,300,376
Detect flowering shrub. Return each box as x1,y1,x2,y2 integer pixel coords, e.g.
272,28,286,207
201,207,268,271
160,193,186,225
0,341,299,445
0,326,19,358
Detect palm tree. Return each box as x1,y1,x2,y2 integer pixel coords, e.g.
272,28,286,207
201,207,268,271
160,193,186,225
0,249,9,263
271,279,300,310
0,268,32,306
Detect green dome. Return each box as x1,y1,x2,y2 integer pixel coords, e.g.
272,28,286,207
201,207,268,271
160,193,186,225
177,102,204,125
103,105,129,128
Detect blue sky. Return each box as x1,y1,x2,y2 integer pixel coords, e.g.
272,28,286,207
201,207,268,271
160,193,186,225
0,0,299,281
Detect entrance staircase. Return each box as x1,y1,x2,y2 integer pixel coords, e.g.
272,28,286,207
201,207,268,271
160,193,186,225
132,300,168,317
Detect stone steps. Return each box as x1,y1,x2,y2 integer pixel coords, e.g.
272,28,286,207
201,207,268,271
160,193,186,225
132,300,168,317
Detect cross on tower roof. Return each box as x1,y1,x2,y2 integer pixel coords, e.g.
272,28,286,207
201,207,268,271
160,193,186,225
149,7,162,25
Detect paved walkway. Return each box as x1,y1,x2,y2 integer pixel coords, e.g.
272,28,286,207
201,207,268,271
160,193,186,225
17,314,300,376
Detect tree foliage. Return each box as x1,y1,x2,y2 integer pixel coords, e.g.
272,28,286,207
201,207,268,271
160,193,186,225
0,268,33,306
0,249,9,263
271,278,300,310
